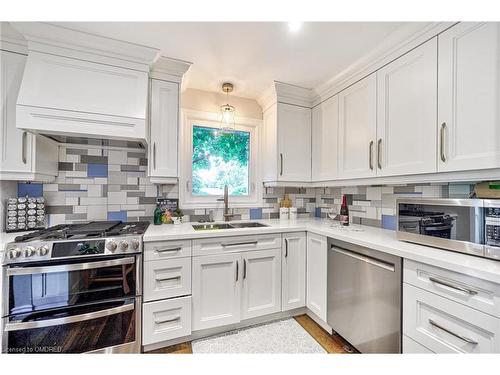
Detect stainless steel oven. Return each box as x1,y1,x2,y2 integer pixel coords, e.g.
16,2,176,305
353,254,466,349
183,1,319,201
396,198,485,258
2,254,142,353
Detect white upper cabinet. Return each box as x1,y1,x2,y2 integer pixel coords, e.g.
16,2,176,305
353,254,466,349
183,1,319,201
438,22,500,172
0,49,58,182
376,37,438,177
149,79,179,183
338,73,377,179
259,82,313,183
278,103,312,181
282,232,306,311
241,249,281,320
148,57,191,184
312,95,339,181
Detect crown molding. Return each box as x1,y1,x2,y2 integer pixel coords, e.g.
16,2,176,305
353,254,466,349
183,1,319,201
258,81,314,112
311,22,458,107
10,22,159,72
0,22,27,54
150,56,192,83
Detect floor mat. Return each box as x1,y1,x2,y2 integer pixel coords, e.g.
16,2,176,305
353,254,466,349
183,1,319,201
191,318,327,354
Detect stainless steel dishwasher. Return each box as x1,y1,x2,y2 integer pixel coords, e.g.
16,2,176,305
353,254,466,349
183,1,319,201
327,238,402,353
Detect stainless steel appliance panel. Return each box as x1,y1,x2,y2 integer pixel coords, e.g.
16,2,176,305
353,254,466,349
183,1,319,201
327,239,402,353
396,198,484,257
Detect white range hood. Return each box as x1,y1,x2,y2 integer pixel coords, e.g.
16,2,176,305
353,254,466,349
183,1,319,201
12,22,159,147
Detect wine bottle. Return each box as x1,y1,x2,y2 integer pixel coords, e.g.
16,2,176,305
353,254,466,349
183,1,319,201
340,195,349,226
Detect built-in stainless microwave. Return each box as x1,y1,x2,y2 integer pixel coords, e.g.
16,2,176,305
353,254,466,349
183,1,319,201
396,198,500,261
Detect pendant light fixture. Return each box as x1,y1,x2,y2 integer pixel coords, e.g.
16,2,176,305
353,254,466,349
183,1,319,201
220,82,236,132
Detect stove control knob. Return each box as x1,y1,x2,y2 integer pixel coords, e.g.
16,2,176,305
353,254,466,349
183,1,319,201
37,245,50,256
8,248,21,260
130,239,140,250
106,240,117,252
119,241,129,251
23,246,36,258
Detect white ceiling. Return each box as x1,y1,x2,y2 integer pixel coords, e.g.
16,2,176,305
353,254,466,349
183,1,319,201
57,22,420,100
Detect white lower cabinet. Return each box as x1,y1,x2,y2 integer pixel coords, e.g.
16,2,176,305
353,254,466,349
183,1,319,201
282,232,306,311
241,248,281,320
403,334,434,354
143,257,191,302
306,233,327,322
403,283,500,353
192,253,242,330
142,296,192,346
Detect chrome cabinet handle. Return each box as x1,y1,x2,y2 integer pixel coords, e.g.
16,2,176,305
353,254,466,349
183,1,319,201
221,241,258,247
332,246,395,272
377,138,382,169
22,131,27,164
428,319,478,345
156,276,181,282
153,142,156,170
440,122,446,162
284,238,288,258
235,260,239,282
243,259,247,279
4,301,134,331
155,247,182,253
429,276,478,295
7,256,135,276
369,140,374,170
155,316,180,324
280,153,283,176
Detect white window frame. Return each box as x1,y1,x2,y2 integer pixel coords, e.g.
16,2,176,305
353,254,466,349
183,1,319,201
180,109,262,209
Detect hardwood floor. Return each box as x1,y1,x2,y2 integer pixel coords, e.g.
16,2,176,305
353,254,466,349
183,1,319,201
294,315,356,353
145,314,354,354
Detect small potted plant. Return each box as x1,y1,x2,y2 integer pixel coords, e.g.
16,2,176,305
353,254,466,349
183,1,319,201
172,208,184,225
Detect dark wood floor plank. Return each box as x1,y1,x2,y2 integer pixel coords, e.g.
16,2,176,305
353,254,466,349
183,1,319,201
294,314,355,354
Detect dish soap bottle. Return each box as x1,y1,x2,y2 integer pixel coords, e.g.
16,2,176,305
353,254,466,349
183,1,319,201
154,203,163,225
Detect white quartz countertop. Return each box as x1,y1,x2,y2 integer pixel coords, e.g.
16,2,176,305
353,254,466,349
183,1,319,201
144,218,500,284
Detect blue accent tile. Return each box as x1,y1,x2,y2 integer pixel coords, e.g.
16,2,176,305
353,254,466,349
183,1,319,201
107,211,127,222
381,215,397,231
315,207,321,218
87,163,108,177
18,183,43,197
249,208,262,220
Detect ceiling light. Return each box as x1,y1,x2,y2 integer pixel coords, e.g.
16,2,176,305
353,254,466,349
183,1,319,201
220,82,236,133
288,22,303,33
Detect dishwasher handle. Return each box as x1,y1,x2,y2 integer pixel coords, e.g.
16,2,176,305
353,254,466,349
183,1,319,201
331,245,396,272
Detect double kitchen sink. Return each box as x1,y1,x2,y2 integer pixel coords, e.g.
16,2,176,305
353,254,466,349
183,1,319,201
192,222,269,231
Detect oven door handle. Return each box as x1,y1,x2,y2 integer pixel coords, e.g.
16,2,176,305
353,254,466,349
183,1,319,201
4,301,135,332
6,257,135,276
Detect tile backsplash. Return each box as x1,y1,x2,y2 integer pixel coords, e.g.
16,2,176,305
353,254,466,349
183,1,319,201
13,144,476,231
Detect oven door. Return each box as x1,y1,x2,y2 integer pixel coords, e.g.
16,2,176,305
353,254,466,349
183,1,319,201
396,198,484,257
2,297,140,353
4,255,139,317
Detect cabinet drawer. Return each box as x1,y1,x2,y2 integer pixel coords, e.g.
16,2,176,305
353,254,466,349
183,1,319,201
193,234,281,256
144,240,192,261
404,259,500,318
144,258,191,302
142,296,192,346
403,283,500,353
403,335,434,353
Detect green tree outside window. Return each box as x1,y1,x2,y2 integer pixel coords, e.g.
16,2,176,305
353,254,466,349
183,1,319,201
192,125,250,196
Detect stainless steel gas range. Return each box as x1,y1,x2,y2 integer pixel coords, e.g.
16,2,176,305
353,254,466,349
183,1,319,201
1,220,149,354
